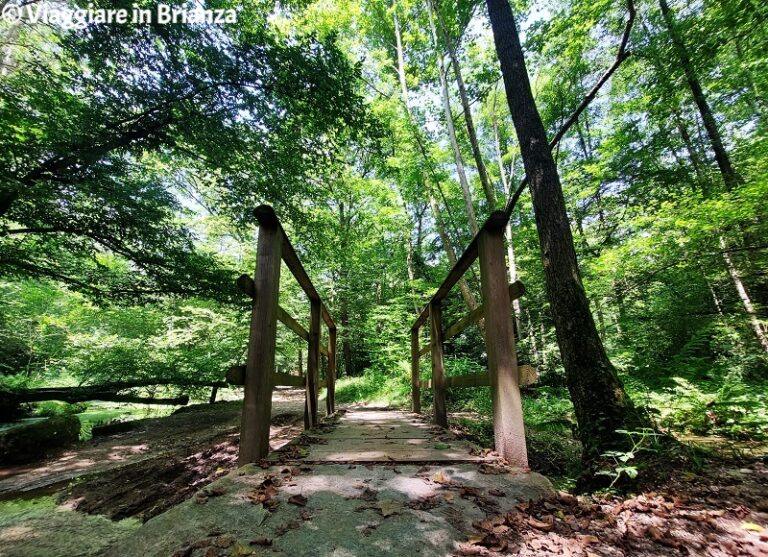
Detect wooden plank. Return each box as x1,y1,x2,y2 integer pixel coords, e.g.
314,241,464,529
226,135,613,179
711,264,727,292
411,329,421,413
448,372,491,388
519,364,538,386
272,372,304,388
236,274,318,346
430,301,447,427
277,305,309,341
321,304,336,330
235,273,256,297
443,281,526,341
411,239,477,332
418,365,535,390
444,305,484,342
226,365,245,386
479,223,527,467
239,219,281,464
306,299,321,428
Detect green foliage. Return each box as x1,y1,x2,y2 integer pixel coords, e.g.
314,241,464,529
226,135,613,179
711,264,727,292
1,0,767,470
596,429,663,489
334,368,410,407
652,375,768,440
34,402,87,418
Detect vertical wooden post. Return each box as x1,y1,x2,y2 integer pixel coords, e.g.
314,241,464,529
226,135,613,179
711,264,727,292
411,328,421,413
478,222,528,467
326,326,337,415
239,221,282,464
307,299,321,427
301,347,310,430
430,301,447,427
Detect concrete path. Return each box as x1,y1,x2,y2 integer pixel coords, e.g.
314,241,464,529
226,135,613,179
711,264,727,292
104,409,553,557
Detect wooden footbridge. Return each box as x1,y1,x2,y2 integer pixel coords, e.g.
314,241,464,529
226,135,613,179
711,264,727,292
230,205,531,468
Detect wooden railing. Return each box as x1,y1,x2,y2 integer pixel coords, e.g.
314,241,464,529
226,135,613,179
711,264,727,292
232,205,337,464
410,211,529,467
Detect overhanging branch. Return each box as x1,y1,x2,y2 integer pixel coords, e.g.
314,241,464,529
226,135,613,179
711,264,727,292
503,0,636,219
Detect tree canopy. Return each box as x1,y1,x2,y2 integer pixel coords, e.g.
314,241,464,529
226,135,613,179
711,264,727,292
1,0,767,475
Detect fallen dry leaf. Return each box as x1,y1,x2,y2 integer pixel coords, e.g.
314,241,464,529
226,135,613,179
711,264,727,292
527,517,554,531
433,471,451,484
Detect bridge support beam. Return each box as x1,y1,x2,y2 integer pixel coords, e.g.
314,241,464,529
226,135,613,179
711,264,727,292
239,219,282,464
307,299,321,428
478,222,528,467
326,327,337,415
430,301,447,427
410,328,420,413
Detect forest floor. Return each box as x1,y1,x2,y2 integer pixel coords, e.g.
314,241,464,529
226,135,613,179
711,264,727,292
0,400,767,556
445,414,768,557
0,389,306,517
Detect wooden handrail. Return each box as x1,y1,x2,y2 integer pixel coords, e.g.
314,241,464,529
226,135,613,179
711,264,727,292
239,205,337,464
236,274,328,355
411,211,508,332
409,209,528,467
254,205,322,303
417,366,537,389
416,281,526,355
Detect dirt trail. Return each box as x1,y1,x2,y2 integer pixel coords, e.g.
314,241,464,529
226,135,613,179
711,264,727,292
0,389,306,510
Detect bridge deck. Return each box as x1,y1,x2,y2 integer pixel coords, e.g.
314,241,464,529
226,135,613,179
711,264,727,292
105,408,553,557
290,409,489,463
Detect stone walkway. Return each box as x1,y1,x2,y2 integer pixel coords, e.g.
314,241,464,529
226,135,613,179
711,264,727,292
104,409,553,557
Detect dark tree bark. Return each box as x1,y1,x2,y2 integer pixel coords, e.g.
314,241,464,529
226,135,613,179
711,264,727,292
658,0,742,191
485,0,649,462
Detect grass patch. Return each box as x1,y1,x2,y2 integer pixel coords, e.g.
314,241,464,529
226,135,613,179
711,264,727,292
334,370,410,407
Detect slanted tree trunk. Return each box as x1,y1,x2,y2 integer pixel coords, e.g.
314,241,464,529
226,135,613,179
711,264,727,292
428,195,479,310
432,0,496,210
486,0,649,463
426,0,479,236
655,2,766,351
720,238,768,353
658,0,742,191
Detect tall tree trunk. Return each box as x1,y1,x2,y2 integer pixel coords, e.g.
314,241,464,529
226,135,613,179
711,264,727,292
393,8,410,111
655,3,766,349
426,0,479,236
340,304,354,376
393,2,479,312
526,308,540,365
432,0,496,210
485,0,648,463
658,0,742,191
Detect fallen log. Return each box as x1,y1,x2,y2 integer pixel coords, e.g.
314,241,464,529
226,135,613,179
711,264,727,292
0,380,227,407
